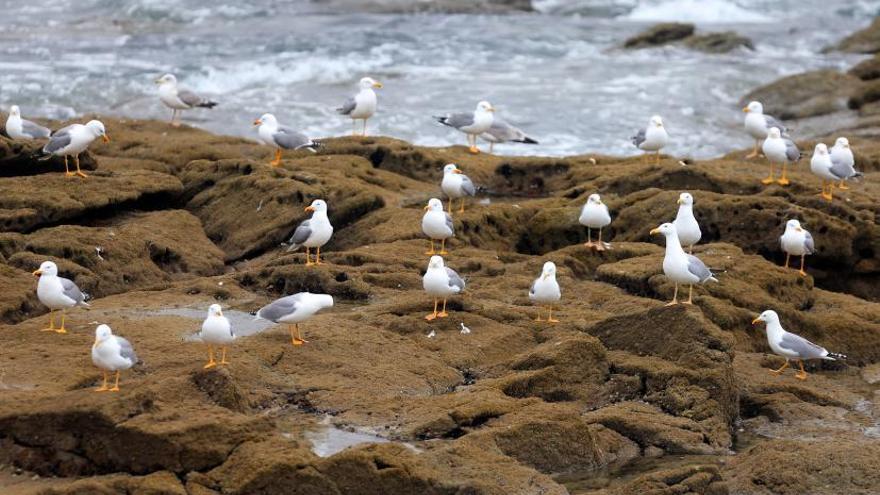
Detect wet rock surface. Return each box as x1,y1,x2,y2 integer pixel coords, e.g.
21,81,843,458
623,23,753,54
0,119,878,494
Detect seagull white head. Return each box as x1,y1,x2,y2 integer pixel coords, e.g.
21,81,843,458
359,77,383,89
541,261,556,279
743,101,763,114
677,192,694,206
208,303,223,318
425,198,444,211
32,260,58,278
85,120,110,142
785,219,804,232
95,323,114,343
428,255,445,269
650,115,664,127
9,105,20,117
443,163,462,175
253,113,277,128
834,137,850,149
305,199,327,213
476,101,495,113
587,193,603,205
155,73,177,85
767,127,782,139
649,222,676,237
752,309,779,326
814,143,828,155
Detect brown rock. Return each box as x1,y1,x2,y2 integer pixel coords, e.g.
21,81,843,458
623,23,695,49
684,32,754,53
740,69,865,120
849,54,880,80
833,17,880,54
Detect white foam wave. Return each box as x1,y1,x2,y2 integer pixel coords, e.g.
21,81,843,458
625,0,773,23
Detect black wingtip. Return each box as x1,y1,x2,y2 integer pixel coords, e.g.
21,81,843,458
517,137,539,144
199,101,218,109
434,116,450,126
828,352,847,360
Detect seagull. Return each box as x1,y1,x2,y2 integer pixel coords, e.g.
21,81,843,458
830,137,861,190
743,101,787,159
761,127,799,186
5,105,50,141
810,143,843,201
199,304,234,369
422,198,454,255
337,76,383,136
32,260,90,334
441,164,476,214
38,120,109,178
673,192,701,254
255,292,334,346
423,255,465,321
650,223,718,305
287,199,334,266
435,101,495,154
479,118,538,153
154,73,217,127
752,310,845,380
254,113,321,167
631,115,668,165
92,324,138,392
579,193,611,251
780,219,814,277
529,261,561,323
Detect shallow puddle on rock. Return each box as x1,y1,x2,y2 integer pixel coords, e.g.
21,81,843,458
137,307,274,337
558,454,725,493
304,423,390,458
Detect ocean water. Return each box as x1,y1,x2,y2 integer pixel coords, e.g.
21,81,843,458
0,0,876,158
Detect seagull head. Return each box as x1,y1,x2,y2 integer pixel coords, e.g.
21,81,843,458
752,309,779,326
766,127,782,139
677,192,694,206
425,198,444,212
155,73,177,86
541,261,556,280
785,219,804,233
476,101,495,114
254,113,276,128
587,193,603,205
208,303,223,318
834,137,850,149
305,199,327,213
650,115,664,128
743,101,763,114
85,120,110,143
649,222,675,237
95,324,114,345
360,77,382,89
814,143,828,155
9,105,20,117
443,163,462,175
32,260,58,278
428,255,445,270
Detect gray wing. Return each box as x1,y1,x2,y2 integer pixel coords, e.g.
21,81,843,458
117,337,138,364
829,155,854,179
438,112,474,129
274,126,315,150
60,277,88,306
177,89,209,108
43,129,72,154
764,115,787,134
804,231,815,254
21,119,50,139
337,96,357,115
631,128,646,148
483,119,537,144
784,138,800,162
287,219,312,251
685,254,714,283
460,175,476,196
446,268,465,291
445,212,455,234
779,332,827,359
257,294,302,323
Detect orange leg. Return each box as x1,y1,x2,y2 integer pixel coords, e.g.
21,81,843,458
110,370,121,391
784,253,790,269
425,239,436,256
204,345,217,368
798,255,807,277
75,154,88,178
95,370,110,392
584,227,594,248
270,149,282,167
439,238,448,255
425,299,439,321
548,306,559,323
777,163,789,186
795,360,808,380
438,298,449,318
761,163,775,185
665,284,679,306
64,156,73,177
304,247,314,266
770,360,789,375
315,246,324,265
459,197,466,214
838,179,849,190
595,228,606,251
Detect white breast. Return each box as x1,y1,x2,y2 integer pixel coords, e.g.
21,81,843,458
92,338,134,371
200,316,234,344
530,277,561,304
441,174,465,198
159,84,188,109
673,208,701,247
37,276,75,310
579,204,611,229
258,124,280,148
423,268,454,296
830,147,854,167
422,211,453,239
762,138,787,163
744,113,768,139
780,230,807,256
639,126,668,151
349,89,377,119
461,111,493,134
303,216,334,248
810,155,835,180
6,116,25,140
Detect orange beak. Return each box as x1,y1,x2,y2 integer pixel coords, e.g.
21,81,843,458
102,135,110,143
742,106,749,113
424,205,429,211
751,317,761,325
649,228,660,235
372,81,383,88
304,206,316,212
253,119,262,126
453,169,462,174
32,269,42,277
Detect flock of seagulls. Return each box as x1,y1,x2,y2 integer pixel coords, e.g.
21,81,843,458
5,73,859,388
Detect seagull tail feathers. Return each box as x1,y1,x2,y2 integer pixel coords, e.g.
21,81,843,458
827,352,847,361
286,242,302,252
196,100,218,109
434,116,451,127
515,136,539,145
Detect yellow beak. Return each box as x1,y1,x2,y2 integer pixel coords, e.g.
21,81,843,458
32,269,42,277
373,81,383,88
742,106,749,113
218,310,223,317
102,135,110,143
752,317,761,325
677,198,683,205
488,107,495,113
154,78,162,84
304,206,316,212
796,227,803,232
253,119,262,126
93,337,99,347
649,228,660,235
424,205,429,211
453,169,462,174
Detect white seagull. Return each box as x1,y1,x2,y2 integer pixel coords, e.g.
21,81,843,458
810,143,846,201
32,260,90,334
742,101,787,159
631,115,668,165
39,120,109,178
761,127,799,186
155,73,217,127
422,198,454,255
254,113,320,167
673,192,701,253
5,105,50,141
423,255,465,321
435,101,495,154
199,304,235,369
779,219,814,277
650,223,718,305
529,261,561,323
479,118,538,153
287,199,334,265
255,292,334,346
752,310,845,381
830,137,861,190
337,76,383,136
92,324,138,392
579,193,612,251
441,164,477,214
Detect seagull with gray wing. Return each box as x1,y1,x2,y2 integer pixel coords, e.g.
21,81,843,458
631,115,668,165
650,223,717,305
440,164,476,214
423,255,465,321
92,324,138,392
155,73,217,127
287,199,334,265
435,101,495,154
255,292,334,346
479,118,538,153
761,127,799,186
752,310,845,381
33,260,90,334
779,219,813,277
254,113,321,167
337,76,382,136
38,120,109,178
743,101,787,159
5,105,50,141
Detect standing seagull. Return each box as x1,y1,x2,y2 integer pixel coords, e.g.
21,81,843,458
5,105,50,141
761,127,799,186
742,101,787,159
673,192,701,254
830,137,860,190
254,113,320,167
529,261,561,323
435,101,495,154
810,143,844,201
155,73,217,127
255,292,334,346
752,310,845,381
287,199,334,266
423,256,465,321
440,164,476,214
39,120,109,178
479,118,538,153
92,324,138,392
422,198,454,255
579,194,612,251
631,115,668,165
199,304,234,369
337,77,383,136
779,219,814,277
33,261,90,334
650,223,718,305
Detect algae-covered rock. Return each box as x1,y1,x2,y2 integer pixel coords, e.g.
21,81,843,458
623,23,695,49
